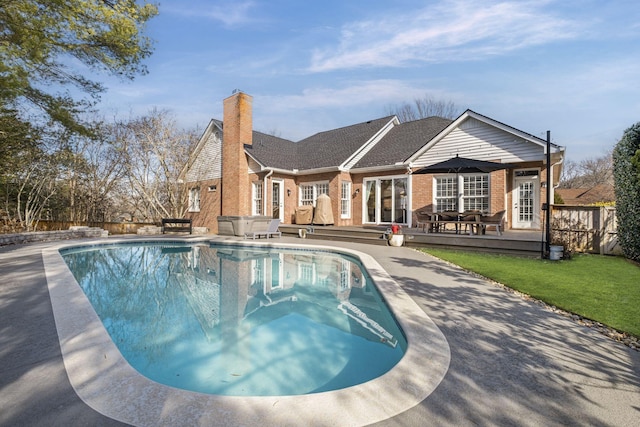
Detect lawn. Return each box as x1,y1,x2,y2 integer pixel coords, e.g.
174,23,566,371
421,249,640,338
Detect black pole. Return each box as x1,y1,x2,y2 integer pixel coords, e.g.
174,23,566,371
545,130,551,257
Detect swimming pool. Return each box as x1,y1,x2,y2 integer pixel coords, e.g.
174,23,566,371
44,237,450,426
61,242,407,396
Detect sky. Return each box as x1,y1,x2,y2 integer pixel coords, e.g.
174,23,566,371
97,0,640,162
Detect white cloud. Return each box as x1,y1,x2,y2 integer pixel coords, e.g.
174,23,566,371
165,1,257,27
203,1,257,27
309,0,580,72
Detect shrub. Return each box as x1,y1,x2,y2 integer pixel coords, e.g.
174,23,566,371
613,122,640,262
554,192,564,204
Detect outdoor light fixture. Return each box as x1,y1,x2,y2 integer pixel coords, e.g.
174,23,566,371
355,188,360,195
287,189,291,196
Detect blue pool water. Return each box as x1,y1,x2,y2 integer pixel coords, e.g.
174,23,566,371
61,243,407,396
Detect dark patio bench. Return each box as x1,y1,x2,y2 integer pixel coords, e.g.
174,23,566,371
161,218,192,234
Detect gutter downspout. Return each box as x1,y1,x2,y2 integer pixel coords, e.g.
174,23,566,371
263,169,273,216
406,164,413,228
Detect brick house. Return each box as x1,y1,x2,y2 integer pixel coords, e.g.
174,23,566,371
183,91,565,234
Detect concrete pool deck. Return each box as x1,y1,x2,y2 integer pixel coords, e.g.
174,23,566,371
1,235,639,426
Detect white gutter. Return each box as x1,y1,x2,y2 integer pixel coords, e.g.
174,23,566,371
552,159,563,188
253,166,342,176
348,164,410,174
407,164,413,228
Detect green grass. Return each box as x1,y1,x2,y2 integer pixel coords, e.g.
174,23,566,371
421,249,640,338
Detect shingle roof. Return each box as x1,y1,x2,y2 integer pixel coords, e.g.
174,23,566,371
245,131,298,170
228,115,453,172
293,116,395,170
555,185,615,205
354,116,452,168
245,116,397,171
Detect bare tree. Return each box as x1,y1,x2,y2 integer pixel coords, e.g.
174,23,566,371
560,150,614,188
118,109,198,221
14,151,59,231
386,94,461,122
80,123,130,222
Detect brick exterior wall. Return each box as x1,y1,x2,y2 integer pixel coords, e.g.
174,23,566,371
184,92,553,233
410,173,434,223
222,92,253,216
186,178,222,233
490,170,507,212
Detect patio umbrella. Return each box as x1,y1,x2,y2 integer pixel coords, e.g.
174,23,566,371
413,154,513,175
413,155,513,211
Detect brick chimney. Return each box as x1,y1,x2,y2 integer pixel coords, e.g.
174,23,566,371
222,91,253,216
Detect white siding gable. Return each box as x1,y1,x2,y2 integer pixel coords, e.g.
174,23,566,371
412,117,545,168
248,157,262,174
185,127,222,182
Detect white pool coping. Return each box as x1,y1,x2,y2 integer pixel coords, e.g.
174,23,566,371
43,236,450,427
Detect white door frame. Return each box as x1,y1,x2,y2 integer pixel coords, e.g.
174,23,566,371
362,176,409,225
512,169,540,229
272,179,284,221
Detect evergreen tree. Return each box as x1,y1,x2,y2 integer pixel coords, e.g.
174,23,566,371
612,122,640,262
0,0,158,134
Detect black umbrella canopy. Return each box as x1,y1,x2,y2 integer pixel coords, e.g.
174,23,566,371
414,155,513,212
413,155,513,174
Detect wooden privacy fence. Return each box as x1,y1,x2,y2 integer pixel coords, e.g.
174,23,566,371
551,205,620,255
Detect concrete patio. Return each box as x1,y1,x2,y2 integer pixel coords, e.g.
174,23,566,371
1,236,638,426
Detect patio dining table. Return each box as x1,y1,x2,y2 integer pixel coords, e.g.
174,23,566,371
418,211,482,235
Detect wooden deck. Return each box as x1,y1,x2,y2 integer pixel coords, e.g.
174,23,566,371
279,224,544,257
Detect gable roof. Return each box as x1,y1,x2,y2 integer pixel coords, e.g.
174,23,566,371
306,116,397,170
353,116,452,169
181,118,223,181
408,109,564,164
246,116,397,172
188,108,565,177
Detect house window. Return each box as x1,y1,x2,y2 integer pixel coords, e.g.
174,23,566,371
340,258,351,291
299,182,329,206
462,175,489,212
298,262,316,286
189,187,200,212
434,174,490,212
341,181,351,218
252,182,263,215
251,259,264,287
300,185,314,206
434,177,456,212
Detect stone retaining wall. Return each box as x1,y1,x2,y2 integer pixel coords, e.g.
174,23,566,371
136,226,209,235
0,226,109,247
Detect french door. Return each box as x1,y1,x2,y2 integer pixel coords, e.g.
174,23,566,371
512,170,539,229
272,180,284,221
363,177,408,224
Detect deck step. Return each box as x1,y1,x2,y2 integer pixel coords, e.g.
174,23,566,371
279,224,542,256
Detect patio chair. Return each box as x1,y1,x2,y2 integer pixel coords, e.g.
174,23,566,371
460,211,482,235
415,211,439,233
480,210,506,236
244,219,282,239
438,211,459,233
